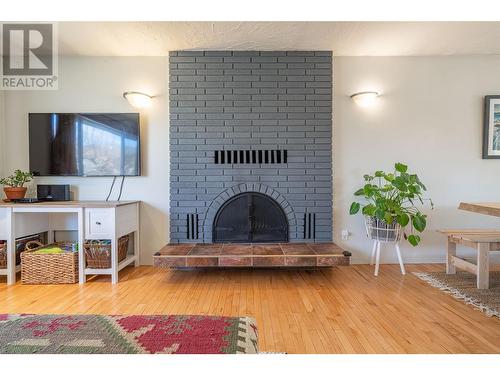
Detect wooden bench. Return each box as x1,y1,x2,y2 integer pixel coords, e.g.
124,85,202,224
438,230,500,289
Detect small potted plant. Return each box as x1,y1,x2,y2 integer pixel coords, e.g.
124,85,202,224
0,169,34,201
349,163,433,246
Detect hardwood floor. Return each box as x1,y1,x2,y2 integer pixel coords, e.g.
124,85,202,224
1,264,499,354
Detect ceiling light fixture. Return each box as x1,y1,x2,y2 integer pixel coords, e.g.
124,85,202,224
350,91,380,108
123,91,154,108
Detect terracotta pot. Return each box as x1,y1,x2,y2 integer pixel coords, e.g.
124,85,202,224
3,187,27,200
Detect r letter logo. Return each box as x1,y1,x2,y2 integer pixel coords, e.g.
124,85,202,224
1,23,58,90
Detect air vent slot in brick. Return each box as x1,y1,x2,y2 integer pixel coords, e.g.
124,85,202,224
303,213,316,240
186,213,199,240
214,149,288,165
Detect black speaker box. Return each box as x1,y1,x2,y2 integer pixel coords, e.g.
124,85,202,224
37,184,71,201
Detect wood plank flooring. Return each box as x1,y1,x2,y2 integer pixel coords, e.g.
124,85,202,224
1,264,499,353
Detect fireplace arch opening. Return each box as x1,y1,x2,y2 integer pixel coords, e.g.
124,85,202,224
212,192,288,243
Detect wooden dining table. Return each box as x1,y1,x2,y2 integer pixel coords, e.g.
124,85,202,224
459,202,500,217
450,202,500,289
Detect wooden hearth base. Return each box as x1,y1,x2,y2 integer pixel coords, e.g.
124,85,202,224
153,243,350,268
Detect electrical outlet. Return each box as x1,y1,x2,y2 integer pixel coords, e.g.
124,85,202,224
341,229,350,240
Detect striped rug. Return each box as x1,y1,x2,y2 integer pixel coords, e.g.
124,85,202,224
414,271,500,318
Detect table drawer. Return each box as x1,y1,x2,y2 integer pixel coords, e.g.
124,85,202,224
85,208,114,239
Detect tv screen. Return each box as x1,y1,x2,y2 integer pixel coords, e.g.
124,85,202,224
29,113,141,177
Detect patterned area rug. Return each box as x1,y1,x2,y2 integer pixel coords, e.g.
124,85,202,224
414,271,500,318
0,314,258,354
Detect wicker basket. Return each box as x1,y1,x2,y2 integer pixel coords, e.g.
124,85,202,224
0,241,6,269
15,235,44,265
364,216,403,243
21,241,78,284
0,237,35,269
84,235,129,269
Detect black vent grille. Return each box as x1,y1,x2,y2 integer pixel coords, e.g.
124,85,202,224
186,214,199,240
303,213,316,240
214,149,288,164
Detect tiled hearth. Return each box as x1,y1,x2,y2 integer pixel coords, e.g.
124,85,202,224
154,243,350,268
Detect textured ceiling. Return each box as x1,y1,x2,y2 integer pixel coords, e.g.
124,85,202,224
58,22,500,56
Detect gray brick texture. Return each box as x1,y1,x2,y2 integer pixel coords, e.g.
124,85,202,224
170,51,332,243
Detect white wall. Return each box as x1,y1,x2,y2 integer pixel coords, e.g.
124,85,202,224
4,55,500,265
3,57,169,265
334,56,500,264
0,90,5,178
0,90,5,179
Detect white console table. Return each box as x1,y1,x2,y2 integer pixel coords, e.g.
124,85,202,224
0,201,140,285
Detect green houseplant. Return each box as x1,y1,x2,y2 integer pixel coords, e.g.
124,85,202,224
0,169,34,201
349,163,433,246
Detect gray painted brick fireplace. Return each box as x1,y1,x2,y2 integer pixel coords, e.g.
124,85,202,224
169,50,332,243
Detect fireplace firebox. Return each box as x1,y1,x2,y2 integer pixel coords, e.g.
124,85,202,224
213,192,288,243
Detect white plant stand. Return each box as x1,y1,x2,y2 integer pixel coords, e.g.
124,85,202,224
370,240,406,276
365,216,406,276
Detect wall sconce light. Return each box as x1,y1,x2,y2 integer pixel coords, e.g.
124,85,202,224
350,91,380,108
123,91,154,108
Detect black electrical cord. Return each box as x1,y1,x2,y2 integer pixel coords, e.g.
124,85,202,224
117,176,125,201
105,176,117,201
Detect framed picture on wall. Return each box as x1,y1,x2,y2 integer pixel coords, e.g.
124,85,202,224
483,95,500,159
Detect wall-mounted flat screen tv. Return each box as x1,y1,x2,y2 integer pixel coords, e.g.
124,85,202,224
29,113,141,177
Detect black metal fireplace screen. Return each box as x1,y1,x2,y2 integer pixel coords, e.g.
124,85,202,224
212,192,288,243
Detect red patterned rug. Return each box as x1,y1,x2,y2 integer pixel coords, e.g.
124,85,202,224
0,314,258,354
